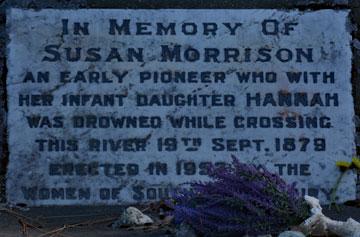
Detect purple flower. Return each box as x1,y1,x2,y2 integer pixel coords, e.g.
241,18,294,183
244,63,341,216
170,156,309,235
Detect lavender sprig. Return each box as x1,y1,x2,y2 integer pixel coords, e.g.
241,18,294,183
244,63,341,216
170,156,309,235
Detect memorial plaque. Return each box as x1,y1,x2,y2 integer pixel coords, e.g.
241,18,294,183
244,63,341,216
6,9,355,205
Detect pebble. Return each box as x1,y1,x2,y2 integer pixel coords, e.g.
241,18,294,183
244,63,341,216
112,207,153,228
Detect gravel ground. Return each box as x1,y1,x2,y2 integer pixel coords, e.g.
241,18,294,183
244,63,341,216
0,202,359,237
0,204,173,237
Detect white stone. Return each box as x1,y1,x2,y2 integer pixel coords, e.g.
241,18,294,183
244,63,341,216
300,196,360,237
6,9,355,206
113,207,153,227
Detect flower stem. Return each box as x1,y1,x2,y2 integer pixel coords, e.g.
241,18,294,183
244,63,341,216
329,171,345,211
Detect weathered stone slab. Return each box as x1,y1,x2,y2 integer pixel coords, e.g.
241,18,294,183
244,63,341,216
6,9,355,205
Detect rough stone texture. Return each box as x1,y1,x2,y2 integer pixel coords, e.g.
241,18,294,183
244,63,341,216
112,207,153,228
0,2,7,203
0,0,359,204
85,0,350,9
0,0,349,12
5,9,356,205
300,196,360,237
351,2,360,199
